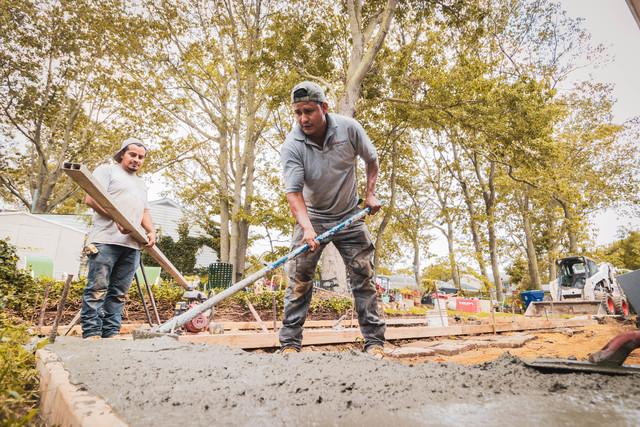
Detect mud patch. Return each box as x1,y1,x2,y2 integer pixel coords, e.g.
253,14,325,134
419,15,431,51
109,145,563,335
48,337,640,426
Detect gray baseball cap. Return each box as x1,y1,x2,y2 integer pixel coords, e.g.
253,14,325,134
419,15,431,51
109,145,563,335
291,81,327,104
113,137,147,162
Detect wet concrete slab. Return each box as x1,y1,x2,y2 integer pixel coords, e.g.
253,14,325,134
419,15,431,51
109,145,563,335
47,337,640,427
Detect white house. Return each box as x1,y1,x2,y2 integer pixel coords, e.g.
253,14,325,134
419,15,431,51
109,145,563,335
0,199,218,279
147,198,218,268
0,212,86,279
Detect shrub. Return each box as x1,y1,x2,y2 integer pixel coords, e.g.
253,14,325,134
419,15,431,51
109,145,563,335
0,239,37,316
0,314,40,425
128,280,185,306
309,296,353,315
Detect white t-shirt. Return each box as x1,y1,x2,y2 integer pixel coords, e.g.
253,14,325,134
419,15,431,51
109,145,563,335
88,164,149,249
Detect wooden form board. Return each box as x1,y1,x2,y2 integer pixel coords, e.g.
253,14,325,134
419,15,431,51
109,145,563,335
221,317,429,331
37,349,127,427
63,162,189,288
38,317,430,336
178,318,596,349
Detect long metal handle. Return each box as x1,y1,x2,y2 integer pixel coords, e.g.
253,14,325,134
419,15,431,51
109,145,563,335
155,207,371,333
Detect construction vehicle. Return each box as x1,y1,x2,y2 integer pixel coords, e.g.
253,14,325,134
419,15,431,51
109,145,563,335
525,256,630,317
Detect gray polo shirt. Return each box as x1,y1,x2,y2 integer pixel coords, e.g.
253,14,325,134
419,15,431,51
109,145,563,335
88,164,149,249
281,113,377,220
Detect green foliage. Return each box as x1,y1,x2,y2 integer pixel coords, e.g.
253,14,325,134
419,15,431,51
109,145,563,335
0,314,40,425
127,280,185,306
309,296,353,315
506,257,530,290
384,306,428,316
592,230,640,271
0,239,37,315
143,220,217,276
223,290,352,316
422,261,452,282
241,291,286,312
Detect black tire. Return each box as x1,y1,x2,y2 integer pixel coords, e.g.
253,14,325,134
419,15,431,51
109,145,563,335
601,294,616,315
613,295,630,318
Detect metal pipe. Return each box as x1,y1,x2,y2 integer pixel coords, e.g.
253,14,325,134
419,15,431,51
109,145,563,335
134,273,153,327
139,259,161,324
49,274,73,343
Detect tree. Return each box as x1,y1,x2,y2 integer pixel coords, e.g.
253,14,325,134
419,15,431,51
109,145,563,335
134,0,287,281
142,220,215,275
0,0,154,212
505,256,529,290
315,0,399,289
592,230,640,271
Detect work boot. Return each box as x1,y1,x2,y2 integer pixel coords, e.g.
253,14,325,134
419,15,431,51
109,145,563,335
279,347,300,355
84,335,102,341
364,345,385,360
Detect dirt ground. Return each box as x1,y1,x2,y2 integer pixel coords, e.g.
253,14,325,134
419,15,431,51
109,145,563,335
388,319,640,366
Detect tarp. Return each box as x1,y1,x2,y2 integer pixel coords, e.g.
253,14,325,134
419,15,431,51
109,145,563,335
616,270,640,314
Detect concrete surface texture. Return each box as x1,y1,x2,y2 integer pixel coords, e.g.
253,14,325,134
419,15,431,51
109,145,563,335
48,337,640,427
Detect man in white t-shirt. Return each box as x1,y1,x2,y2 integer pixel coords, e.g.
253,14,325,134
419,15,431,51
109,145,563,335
81,137,156,339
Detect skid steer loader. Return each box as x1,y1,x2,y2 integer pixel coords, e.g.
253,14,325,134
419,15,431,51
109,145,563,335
525,256,630,317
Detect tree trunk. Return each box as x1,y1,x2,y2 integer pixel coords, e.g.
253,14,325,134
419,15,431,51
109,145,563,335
451,142,488,280
445,221,461,290
412,233,421,287
235,71,259,280
373,138,398,272
559,200,578,254
520,192,541,290
320,0,397,289
472,155,503,301
219,130,231,264
545,205,560,283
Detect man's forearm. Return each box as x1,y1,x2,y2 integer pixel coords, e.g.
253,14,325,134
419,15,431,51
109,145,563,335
85,195,112,219
286,192,313,231
141,210,154,233
365,159,379,196
286,192,319,251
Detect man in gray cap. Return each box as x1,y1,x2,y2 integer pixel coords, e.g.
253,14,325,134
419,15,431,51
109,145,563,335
279,81,386,358
81,137,156,339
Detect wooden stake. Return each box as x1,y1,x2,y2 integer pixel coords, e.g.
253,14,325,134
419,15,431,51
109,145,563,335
490,309,497,335
49,274,73,343
37,282,52,332
272,293,278,332
245,298,268,332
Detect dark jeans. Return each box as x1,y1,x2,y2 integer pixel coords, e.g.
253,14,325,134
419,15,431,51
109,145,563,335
81,243,140,338
279,212,386,350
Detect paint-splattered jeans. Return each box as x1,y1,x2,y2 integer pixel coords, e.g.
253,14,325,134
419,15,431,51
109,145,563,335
279,212,386,350
81,243,139,338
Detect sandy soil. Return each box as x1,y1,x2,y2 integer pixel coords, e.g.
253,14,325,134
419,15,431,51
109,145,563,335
390,320,640,366
48,329,640,427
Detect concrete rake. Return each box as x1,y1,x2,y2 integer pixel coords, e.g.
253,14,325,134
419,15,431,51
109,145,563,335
133,207,371,339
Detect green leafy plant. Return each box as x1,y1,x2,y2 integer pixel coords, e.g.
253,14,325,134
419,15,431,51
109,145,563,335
0,314,40,425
